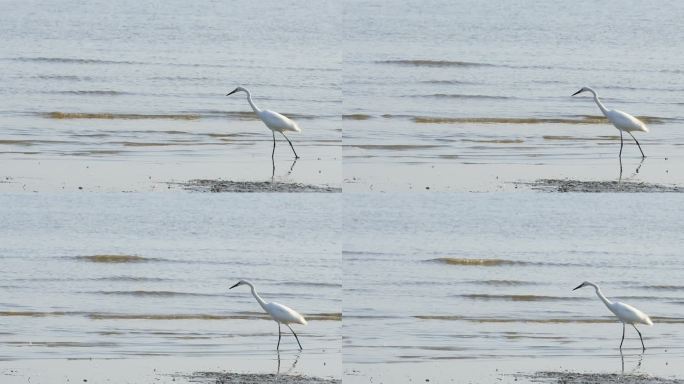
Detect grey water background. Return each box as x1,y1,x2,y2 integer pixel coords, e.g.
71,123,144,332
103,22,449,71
343,0,684,191
0,193,341,380
0,0,341,191
343,193,684,382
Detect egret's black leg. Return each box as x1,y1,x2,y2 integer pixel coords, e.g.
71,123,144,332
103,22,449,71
633,324,645,352
286,324,302,350
619,323,625,349
280,132,299,159
627,131,646,158
277,323,282,350
272,131,277,159
619,131,624,174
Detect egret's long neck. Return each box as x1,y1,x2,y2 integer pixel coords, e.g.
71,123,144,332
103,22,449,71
588,89,609,116
246,283,268,310
244,90,261,113
593,285,613,308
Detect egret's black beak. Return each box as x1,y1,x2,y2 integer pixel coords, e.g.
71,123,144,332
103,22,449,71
226,89,239,96
572,283,584,291
229,282,240,289
571,89,583,96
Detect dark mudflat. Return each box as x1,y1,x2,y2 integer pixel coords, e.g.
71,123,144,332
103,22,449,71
182,371,341,384
522,371,684,384
525,179,683,193
173,179,341,193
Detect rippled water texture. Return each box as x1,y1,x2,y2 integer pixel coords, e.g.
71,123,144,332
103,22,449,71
0,193,341,381
343,0,684,191
343,193,684,383
0,0,341,191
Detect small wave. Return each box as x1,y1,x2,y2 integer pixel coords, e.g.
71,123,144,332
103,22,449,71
348,144,444,151
68,150,125,156
116,141,195,147
0,311,78,317
411,115,667,125
542,135,618,141
279,282,342,288
87,311,341,321
640,285,684,291
462,139,524,144
428,258,532,267
12,56,140,65
457,294,586,302
92,290,220,297
93,276,171,282
343,114,372,120
414,315,684,324
55,90,128,96
34,75,91,81
75,255,156,263
377,59,494,68
411,94,510,100
420,80,478,85
45,112,200,120
471,279,541,286
4,341,118,347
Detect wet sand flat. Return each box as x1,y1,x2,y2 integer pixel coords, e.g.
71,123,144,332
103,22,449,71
525,179,684,193
184,371,341,384
177,179,341,192
523,371,684,384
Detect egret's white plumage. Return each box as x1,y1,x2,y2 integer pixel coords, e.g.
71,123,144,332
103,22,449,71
573,281,653,351
572,87,648,159
226,86,300,159
230,279,307,350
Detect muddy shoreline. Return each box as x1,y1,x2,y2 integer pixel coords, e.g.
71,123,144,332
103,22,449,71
520,371,684,384
181,371,341,384
524,179,683,193
172,179,341,193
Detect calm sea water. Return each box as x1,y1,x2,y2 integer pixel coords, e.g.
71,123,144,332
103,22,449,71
0,193,341,380
343,193,684,382
0,0,341,190
343,0,684,191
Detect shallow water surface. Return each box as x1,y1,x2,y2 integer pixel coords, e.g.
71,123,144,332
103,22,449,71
343,193,684,383
0,0,341,191
343,0,684,191
0,193,341,381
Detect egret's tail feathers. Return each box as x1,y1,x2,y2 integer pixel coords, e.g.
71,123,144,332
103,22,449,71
292,123,302,133
299,317,308,325
645,317,654,326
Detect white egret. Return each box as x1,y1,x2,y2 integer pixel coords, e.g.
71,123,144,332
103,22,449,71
226,87,301,159
230,279,307,350
573,281,653,351
572,87,648,159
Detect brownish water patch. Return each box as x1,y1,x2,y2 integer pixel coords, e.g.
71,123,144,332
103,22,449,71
45,112,200,120
76,255,153,263
428,257,527,266
412,115,667,125
414,315,684,323
377,59,493,67
459,294,583,302
343,114,372,120
462,139,524,144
